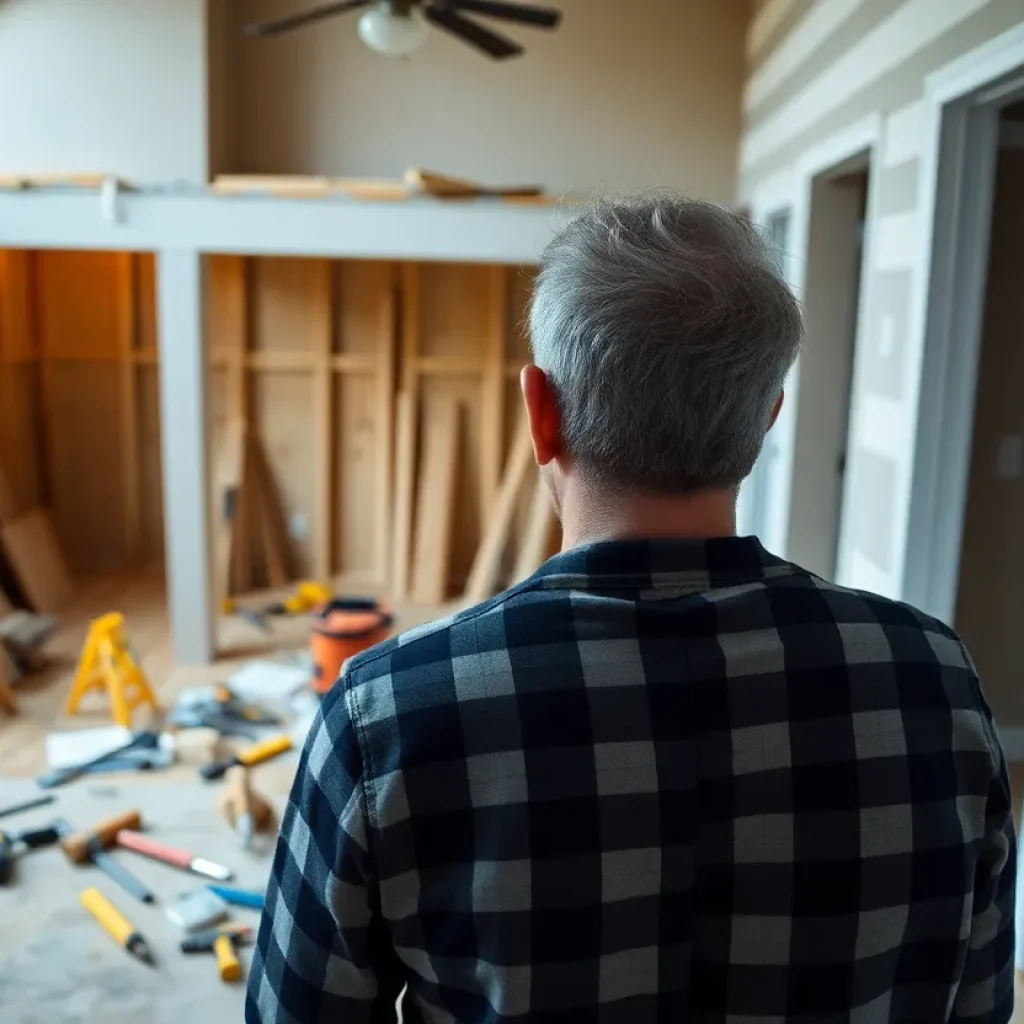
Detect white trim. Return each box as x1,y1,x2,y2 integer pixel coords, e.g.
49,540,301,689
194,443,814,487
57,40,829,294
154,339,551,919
747,0,802,60
848,550,892,598
0,190,567,264
900,23,1024,624
741,0,990,171
857,394,906,458
872,211,919,271
751,115,883,564
996,726,1024,762
1000,121,1024,148
745,0,868,113
883,100,925,169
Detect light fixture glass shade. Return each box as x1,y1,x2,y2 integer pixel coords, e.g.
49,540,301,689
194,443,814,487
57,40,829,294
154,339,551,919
357,6,427,57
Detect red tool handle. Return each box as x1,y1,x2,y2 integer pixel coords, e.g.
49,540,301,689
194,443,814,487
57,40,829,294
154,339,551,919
116,829,193,871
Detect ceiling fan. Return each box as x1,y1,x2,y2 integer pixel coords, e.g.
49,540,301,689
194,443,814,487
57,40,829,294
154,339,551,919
244,0,563,60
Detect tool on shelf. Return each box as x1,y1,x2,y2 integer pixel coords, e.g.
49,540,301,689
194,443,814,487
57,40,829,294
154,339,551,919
79,886,156,966
200,733,292,781
0,794,56,819
37,731,161,790
207,883,265,911
65,612,160,728
0,822,61,884
58,811,156,904
116,829,234,881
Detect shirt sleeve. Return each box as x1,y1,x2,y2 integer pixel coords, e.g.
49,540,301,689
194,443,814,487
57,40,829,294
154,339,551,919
245,684,401,1023
950,702,1017,1024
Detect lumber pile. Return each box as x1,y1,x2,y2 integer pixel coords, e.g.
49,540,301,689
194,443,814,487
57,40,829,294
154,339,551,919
213,424,294,599
211,167,559,204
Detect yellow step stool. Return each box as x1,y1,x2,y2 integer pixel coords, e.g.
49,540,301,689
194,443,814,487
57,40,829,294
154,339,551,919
66,612,159,727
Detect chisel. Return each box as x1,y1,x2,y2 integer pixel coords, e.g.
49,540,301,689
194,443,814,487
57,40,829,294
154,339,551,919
116,829,234,881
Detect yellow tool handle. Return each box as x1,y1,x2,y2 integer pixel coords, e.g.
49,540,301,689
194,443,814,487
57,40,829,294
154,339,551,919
215,933,242,982
80,886,136,946
238,734,292,767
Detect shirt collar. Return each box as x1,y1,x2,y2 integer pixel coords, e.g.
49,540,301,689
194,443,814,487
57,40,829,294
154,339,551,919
525,536,792,592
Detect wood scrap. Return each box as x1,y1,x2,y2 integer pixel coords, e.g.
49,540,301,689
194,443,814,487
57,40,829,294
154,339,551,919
405,168,543,199
411,402,462,605
0,508,74,612
0,173,129,191
249,438,291,588
510,473,557,585
463,416,535,604
214,418,246,606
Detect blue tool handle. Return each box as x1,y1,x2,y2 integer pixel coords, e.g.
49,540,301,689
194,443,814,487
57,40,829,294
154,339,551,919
207,884,264,910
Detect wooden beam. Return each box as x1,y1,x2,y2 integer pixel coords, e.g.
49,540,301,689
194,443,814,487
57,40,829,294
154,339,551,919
116,253,141,562
391,390,416,600
463,415,534,604
481,266,509,517
411,401,461,605
311,260,334,581
374,266,398,587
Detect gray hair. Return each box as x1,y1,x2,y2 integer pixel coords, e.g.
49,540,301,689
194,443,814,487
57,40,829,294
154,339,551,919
529,194,802,493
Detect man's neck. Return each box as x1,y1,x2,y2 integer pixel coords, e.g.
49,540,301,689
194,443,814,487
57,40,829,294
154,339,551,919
559,482,738,550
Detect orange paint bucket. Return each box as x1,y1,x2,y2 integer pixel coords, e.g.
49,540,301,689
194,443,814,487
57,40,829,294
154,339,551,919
310,598,393,696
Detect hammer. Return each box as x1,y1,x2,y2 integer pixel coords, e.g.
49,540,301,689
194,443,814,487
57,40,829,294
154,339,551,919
58,810,156,904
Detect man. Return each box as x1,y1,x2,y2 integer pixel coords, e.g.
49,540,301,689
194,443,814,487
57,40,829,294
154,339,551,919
248,196,1015,1022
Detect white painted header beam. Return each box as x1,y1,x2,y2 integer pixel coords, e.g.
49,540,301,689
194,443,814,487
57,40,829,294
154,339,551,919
0,190,571,263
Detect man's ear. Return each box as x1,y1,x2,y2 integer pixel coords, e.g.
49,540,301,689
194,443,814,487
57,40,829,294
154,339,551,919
767,390,785,430
520,365,562,466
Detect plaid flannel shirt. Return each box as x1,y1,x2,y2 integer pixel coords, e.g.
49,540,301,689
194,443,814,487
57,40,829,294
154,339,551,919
248,538,1015,1023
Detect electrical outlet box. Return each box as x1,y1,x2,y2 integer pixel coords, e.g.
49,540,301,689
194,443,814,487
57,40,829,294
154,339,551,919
288,513,310,540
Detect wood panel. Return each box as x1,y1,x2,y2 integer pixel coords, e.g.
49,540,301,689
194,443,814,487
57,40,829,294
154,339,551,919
336,261,393,355
35,251,122,360
333,374,379,581
0,250,35,363
250,372,315,577
0,364,43,516
251,257,321,353
138,364,165,565
508,266,536,364
418,263,494,359
46,361,125,572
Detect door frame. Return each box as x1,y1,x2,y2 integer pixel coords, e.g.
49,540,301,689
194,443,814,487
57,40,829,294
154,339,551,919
746,115,883,565
901,24,1024,624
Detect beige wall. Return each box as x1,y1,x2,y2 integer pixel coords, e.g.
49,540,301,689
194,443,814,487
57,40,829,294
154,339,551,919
0,0,208,183
217,0,748,198
954,147,1024,725
739,0,1024,607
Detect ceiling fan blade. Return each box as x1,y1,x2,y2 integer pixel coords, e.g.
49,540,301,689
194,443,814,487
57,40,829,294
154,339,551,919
244,0,373,37
445,0,561,29
424,3,524,59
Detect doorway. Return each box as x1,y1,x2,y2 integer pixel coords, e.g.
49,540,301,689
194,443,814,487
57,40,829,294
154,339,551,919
950,100,1024,728
786,160,869,580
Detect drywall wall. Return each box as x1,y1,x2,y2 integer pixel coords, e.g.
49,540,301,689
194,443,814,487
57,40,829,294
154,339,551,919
954,147,1024,725
217,0,748,198
0,0,207,182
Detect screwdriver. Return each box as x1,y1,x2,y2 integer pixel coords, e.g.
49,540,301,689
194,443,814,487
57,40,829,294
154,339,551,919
79,887,156,966
199,733,293,781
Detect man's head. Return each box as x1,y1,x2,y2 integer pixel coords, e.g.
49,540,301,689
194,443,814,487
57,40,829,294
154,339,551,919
523,194,802,516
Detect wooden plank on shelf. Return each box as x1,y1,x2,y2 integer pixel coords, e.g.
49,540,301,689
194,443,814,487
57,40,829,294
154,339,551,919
481,266,509,517
405,168,544,199
391,390,416,599
411,402,461,605
0,508,74,612
463,415,534,604
116,253,141,562
211,175,333,198
333,178,409,201
510,473,555,585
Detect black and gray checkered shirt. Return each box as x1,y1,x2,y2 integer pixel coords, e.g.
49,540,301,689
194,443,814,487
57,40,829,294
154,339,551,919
248,538,1015,1023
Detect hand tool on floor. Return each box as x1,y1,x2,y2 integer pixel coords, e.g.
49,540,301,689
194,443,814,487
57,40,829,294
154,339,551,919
180,924,254,953
79,886,156,966
217,765,273,850
0,822,61,884
116,829,234,881
207,883,265,911
200,732,292,781
166,888,230,932
37,731,160,789
0,793,56,820
58,811,156,904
